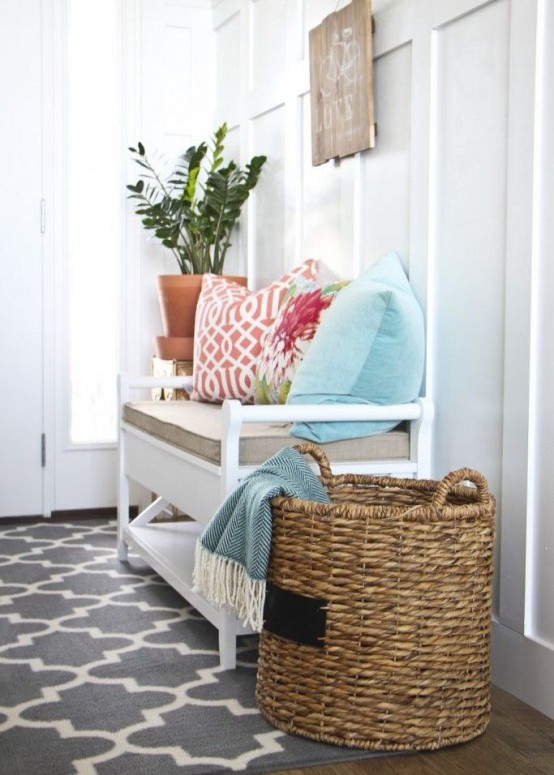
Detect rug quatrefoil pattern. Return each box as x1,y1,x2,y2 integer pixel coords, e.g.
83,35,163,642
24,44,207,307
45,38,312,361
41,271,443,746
0,520,371,775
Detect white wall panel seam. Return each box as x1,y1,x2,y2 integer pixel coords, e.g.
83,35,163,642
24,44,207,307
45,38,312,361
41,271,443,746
242,1,254,283
524,0,552,647
498,0,538,633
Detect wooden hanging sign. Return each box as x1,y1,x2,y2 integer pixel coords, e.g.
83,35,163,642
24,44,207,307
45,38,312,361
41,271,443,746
309,0,375,166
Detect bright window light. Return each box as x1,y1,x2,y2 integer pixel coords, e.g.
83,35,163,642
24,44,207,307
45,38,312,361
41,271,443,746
67,0,120,444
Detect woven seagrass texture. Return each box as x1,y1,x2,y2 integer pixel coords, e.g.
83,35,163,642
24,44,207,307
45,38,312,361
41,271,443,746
256,444,496,751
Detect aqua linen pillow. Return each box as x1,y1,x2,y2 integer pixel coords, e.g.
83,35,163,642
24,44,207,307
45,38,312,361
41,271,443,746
287,252,425,442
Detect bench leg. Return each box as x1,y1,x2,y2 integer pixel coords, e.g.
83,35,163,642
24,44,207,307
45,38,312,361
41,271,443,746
218,612,237,670
117,536,128,562
117,471,130,562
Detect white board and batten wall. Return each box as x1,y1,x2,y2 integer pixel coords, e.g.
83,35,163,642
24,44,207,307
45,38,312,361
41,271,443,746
201,0,554,718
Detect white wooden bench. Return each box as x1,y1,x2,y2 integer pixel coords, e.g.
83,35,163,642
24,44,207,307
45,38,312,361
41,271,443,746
117,373,434,669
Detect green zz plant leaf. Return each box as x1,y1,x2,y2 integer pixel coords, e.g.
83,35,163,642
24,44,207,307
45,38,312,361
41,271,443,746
127,123,267,275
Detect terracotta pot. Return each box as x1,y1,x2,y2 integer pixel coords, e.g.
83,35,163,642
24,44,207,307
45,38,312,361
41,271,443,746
154,335,196,361
157,275,203,338
155,274,246,361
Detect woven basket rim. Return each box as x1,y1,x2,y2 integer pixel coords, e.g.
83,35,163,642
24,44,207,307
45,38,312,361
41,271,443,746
281,444,496,524
270,493,496,524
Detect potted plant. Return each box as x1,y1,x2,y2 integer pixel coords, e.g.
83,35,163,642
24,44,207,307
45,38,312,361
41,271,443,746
127,123,267,359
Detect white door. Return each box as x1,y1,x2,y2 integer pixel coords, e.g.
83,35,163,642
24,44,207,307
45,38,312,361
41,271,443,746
0,0,120,517
0,0,44,517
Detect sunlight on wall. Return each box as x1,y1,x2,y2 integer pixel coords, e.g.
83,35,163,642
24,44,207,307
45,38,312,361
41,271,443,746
67,0,120,444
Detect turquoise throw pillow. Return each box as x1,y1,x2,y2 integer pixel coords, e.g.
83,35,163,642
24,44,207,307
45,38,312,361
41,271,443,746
287,252,425,442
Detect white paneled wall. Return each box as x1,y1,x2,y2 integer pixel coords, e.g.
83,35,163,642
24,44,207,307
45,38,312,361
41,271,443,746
210,0,554,718
123,0,215,377
365,42,412,262
532,0,554,646
430,1,508,487
251,106,287,285
129,0,554,717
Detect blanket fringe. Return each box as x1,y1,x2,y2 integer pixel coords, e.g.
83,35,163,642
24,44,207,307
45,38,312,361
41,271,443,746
193,542,266,632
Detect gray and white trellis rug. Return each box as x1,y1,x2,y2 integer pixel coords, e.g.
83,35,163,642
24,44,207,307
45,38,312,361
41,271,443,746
0,519,380,775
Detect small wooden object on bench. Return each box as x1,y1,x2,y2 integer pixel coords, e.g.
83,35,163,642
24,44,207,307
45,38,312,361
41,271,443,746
151,357,193,401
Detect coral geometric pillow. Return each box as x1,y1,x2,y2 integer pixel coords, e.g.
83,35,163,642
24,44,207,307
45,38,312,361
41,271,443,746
255,278,348,404
191,260,318,403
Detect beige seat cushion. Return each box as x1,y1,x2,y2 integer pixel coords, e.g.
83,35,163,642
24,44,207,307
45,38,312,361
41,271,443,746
123,400,410,466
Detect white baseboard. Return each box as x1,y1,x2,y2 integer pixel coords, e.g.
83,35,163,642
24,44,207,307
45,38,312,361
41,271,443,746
491,619,554,719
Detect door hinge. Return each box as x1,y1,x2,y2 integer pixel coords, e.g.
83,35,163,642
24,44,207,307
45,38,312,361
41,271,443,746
40,198,46,233
41,433,46,467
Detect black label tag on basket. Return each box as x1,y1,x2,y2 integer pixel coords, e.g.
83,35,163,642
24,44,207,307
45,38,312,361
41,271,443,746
263,582,327,648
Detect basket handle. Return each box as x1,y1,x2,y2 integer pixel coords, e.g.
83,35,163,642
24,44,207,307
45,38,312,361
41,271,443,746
293,443,334,485
432,468,492,508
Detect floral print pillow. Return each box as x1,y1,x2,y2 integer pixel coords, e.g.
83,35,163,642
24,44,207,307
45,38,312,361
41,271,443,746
191,260,317,404
255,278,348,404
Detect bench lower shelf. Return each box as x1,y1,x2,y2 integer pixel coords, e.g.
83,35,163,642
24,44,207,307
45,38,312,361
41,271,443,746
123,520,253,668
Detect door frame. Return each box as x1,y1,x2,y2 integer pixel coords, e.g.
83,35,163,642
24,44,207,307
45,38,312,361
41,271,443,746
41,0,63,517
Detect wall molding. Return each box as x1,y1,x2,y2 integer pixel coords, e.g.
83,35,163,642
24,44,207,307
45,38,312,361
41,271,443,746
492,619,554,718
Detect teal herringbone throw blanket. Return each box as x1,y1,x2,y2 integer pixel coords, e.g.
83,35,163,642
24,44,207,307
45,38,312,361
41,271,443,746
193,446,330,630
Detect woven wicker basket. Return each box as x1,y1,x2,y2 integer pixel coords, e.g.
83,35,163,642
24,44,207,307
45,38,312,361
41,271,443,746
256,444,496,751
